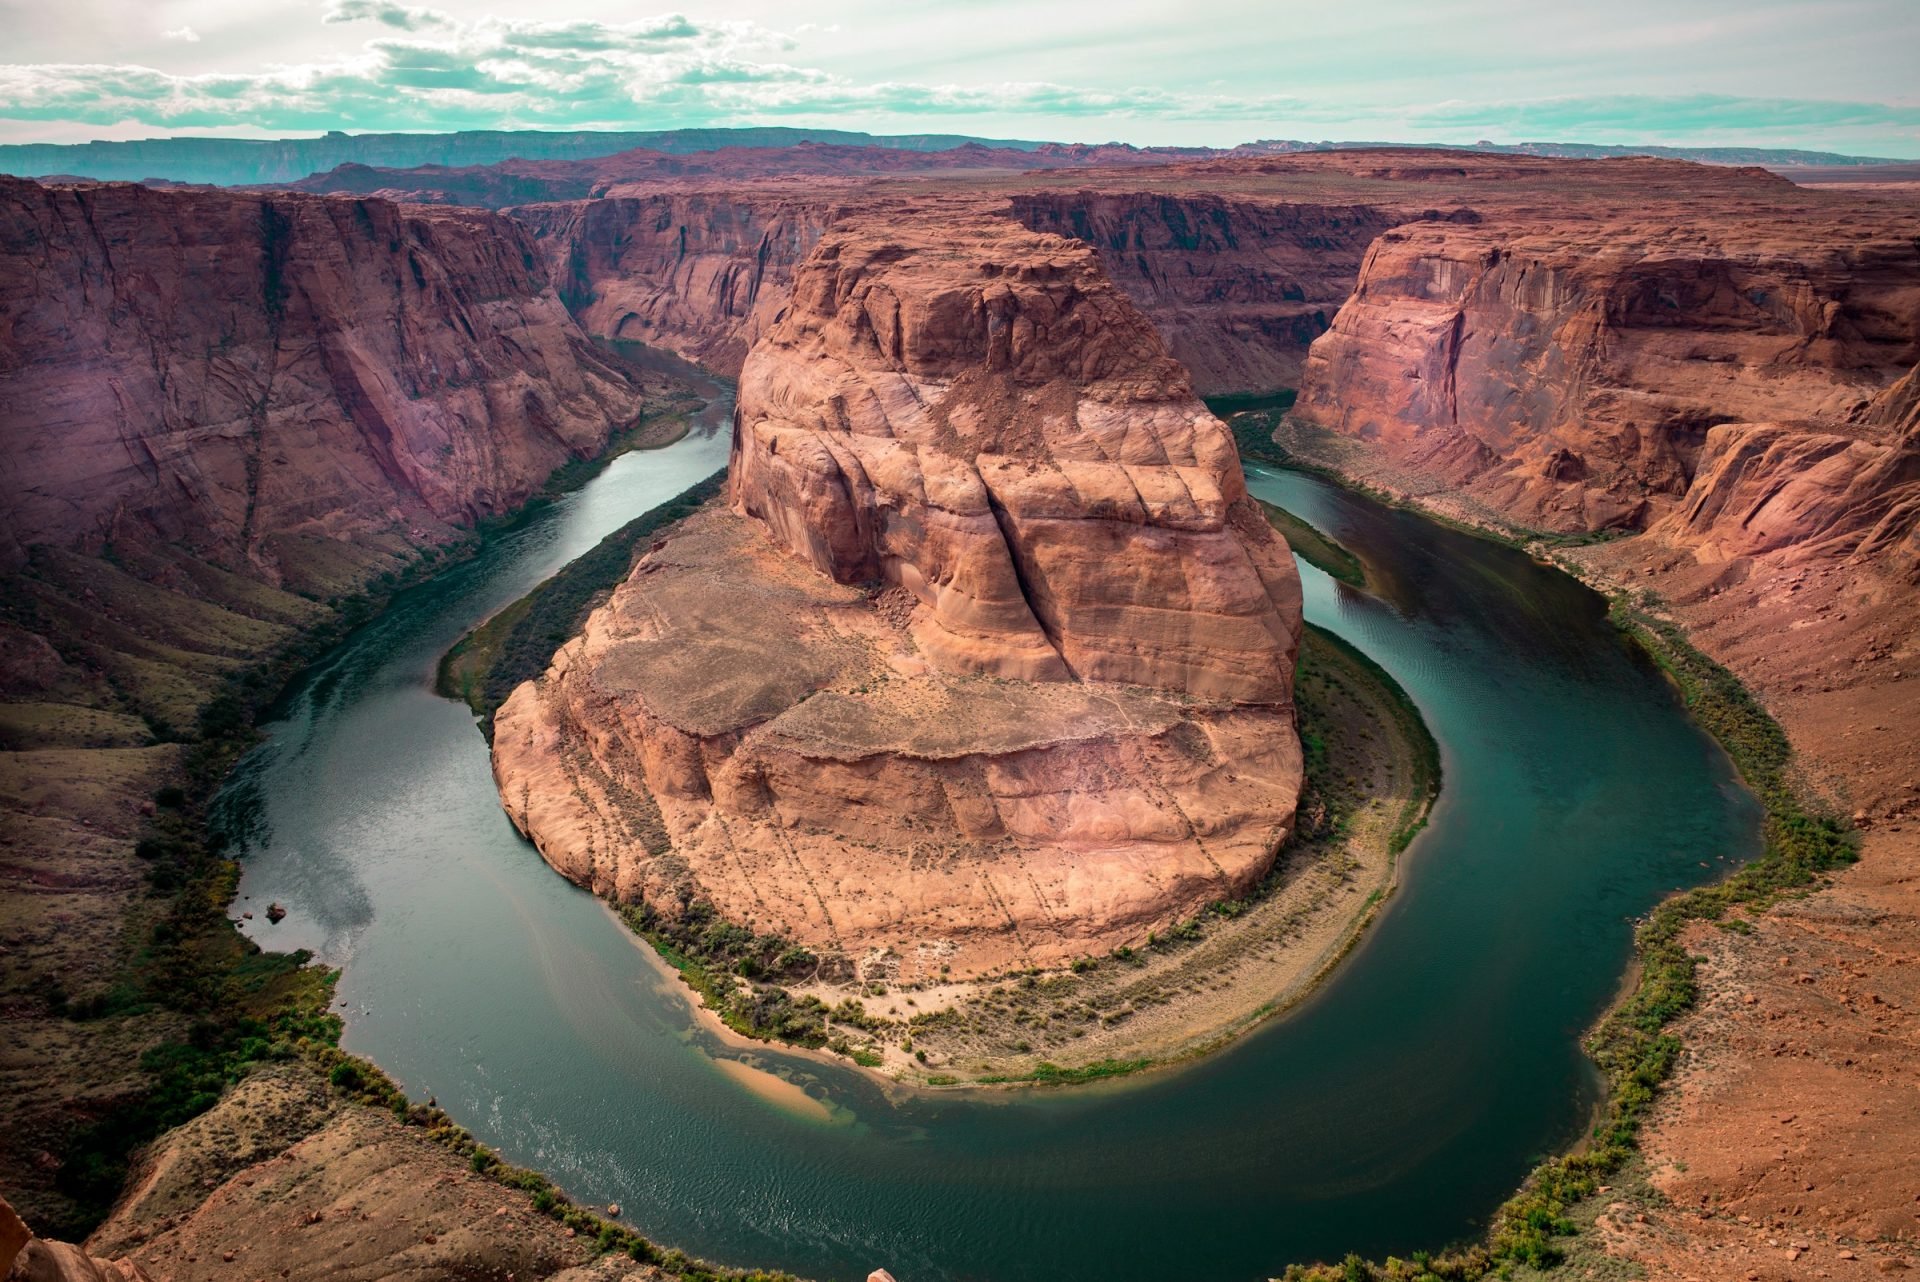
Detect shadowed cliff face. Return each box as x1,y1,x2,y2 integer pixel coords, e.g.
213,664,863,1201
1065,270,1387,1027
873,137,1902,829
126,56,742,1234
515,192,840,377
493,214,1304,978
1006,192,1404,395
1291,215,1920,540
0,178,643,584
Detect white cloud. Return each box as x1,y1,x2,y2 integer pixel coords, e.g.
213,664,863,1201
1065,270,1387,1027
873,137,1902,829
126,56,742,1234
0,5,1914,154
161,26,199,43
323,1,453,32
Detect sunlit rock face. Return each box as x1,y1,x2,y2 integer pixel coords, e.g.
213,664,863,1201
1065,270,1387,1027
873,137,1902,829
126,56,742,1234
1293,213,1920,537
493,213,1305,979
0,177,643,579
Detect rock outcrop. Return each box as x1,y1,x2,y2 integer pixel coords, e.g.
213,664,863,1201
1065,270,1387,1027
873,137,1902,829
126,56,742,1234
0,177,644,583
1292,214,1920,534
2,1196,150,1282
493,215,1304,977
1661,365,1920,578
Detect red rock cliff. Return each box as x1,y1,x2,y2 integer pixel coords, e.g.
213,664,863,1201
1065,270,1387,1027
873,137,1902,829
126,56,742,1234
514,192,839,376
1007,192,1402,395
1292,214,1920,534
0,178,643,582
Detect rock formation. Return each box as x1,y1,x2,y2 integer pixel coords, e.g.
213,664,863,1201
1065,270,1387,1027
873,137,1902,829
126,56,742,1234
492,214,1304,977
516,192,841,376
1007,193,1403,395
2,1195,150,1282
0,177,643,583
1662,364,1920,578
1292,213,1920,535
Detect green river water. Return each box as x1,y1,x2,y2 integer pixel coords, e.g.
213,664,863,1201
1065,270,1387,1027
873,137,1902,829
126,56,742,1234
224,415,1761,1282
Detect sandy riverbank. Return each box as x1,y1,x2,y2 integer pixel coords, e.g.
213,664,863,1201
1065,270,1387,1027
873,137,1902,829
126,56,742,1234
615,617,1437,1089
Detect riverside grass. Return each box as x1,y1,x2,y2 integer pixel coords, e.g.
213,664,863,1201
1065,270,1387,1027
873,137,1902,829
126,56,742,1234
1280,594,1856,1281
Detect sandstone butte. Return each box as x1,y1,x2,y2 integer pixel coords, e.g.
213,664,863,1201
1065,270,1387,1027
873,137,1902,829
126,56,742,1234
490,213,1305,979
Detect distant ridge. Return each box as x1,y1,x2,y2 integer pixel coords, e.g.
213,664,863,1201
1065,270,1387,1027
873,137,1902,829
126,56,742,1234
1233,138,1910,166
2,126,1906,188
0,126,1059,187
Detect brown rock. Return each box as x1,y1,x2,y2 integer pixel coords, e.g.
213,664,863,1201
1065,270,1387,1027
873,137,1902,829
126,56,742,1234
1292,211,1920,542
1,1194,152,1282
493,213,1303,977
0,177,642,579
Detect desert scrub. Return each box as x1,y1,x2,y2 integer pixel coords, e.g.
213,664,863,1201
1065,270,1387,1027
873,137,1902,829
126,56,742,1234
615,900,886,1052
1280,596,1853,1281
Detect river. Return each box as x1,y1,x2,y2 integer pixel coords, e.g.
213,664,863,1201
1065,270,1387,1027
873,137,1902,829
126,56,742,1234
226,430,1761,1282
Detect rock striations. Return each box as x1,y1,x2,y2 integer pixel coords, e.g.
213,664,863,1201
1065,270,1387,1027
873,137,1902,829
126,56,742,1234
0,177,643,582
492,215,1304,977
516,192,839,377
1292,214,1920,541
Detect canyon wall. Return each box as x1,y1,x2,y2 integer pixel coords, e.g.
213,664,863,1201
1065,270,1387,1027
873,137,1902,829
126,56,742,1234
492,214,1304,978
515,192,842,377
519,185,1405,398
1291,214,1920,536
0,175,651,1236
1007,192,1403,395
0,177,644,585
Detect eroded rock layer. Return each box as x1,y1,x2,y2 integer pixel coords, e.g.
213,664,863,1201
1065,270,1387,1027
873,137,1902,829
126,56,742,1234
516,193,841,376
494,216,1303,977
1292,214,1920,537
0,178,643,579
1007,192,1402,395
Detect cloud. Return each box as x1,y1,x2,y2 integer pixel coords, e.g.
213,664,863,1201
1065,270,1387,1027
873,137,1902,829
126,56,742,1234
322,1,453,32
162,27,200,43
0,7,1914,153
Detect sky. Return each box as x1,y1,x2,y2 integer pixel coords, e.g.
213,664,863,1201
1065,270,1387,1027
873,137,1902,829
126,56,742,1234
0,0,1915,156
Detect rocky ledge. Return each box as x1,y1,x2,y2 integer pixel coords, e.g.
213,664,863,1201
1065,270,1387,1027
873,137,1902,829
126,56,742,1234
492,214,1304,979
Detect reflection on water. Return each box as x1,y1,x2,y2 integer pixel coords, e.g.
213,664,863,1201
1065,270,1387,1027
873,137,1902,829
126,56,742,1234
222,437,1760,1282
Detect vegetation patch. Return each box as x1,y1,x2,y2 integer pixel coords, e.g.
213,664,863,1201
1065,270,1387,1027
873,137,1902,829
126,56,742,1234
1259,500,1367,587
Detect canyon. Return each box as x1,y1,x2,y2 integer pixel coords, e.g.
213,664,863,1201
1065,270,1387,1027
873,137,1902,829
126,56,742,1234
0,176,662,1243
1,142,1918,1280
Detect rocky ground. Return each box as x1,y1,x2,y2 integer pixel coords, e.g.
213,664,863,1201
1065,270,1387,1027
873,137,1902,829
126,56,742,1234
2,1065,677,1282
